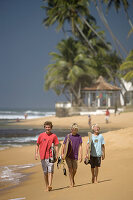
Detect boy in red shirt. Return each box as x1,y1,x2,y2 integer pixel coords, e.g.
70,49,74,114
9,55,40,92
35,121,59,191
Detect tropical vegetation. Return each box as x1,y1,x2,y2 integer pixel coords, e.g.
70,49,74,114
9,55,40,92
120,50,133,83
41,0,132,106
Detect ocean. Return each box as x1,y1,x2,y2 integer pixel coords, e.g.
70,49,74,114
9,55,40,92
0,108,66,189
0,108,69,150
0,108,55,120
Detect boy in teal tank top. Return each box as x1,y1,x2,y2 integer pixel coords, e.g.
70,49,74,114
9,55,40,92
85,124,105,183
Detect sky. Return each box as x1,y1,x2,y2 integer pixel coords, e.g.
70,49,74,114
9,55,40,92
0,0,133,110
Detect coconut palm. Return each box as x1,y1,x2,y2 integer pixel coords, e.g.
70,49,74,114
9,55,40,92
120,50,133,83
41,0,110,52
93,0,128,58
103,0,133,38
76,16,111,54
44,37,98,105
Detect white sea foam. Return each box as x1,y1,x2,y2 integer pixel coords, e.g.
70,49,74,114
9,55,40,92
0,109,55,119
0,135,64,150
0,163,40,185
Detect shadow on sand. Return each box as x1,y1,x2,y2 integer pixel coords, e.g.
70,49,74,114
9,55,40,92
52,179,112,191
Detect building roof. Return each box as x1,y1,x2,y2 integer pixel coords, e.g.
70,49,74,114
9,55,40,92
82,76,121,91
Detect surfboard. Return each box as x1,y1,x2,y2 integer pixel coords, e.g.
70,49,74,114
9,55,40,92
88,131,92,160
84,131,92,165
63,134,70,159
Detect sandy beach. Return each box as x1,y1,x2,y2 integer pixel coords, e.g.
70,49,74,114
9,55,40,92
0,111,133,200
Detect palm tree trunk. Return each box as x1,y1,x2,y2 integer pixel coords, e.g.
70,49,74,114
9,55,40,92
70,86,82,106
75,23,95,52
94,0,128,58
125,11,133,38
118,77,128,106
80,15,108,47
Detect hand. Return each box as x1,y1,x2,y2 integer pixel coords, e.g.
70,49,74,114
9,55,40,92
35,153,39,160
55,156,58,162
79,157,82,163
85,154,89,159
102,154,105,160
61,154,65,160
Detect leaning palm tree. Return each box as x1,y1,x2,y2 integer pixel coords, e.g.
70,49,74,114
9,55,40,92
92,0,128,58
41,0,109,53
120,50,133,83
103,0,133,38
44,37,98,105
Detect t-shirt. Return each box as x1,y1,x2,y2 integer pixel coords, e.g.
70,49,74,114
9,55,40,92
105,110,110,116
37,132,59,160
87,134,105,157
63,133,82,160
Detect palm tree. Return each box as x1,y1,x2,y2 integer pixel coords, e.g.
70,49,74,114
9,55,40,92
103,0,133,38
93,0,128,58
41,0,110,52
44,37,98,105
76,16,111,54
120,50,133,83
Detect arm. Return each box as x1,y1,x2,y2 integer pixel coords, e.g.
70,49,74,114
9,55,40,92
102,144,105,160
78,143,83,162
35,143,39,160
85,143,89,158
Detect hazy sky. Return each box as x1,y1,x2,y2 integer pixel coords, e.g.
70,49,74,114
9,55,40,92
0,0,133,109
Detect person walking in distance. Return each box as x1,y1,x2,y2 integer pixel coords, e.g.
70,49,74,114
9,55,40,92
105,108,110,123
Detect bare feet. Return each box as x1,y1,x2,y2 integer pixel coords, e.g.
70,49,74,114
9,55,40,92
92,176,95,183
48,186,52,191
92,176,99,184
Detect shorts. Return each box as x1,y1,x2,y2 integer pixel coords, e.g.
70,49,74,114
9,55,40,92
65,157,78,169
41,159,54,174
90,156,101,168
105,116,109,120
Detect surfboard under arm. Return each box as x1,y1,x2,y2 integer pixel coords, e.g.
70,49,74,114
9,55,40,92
87,132,92,159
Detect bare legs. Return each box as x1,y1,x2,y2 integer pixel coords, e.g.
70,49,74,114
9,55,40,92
91,167,99,183
44,173,53,191
68,168,77,187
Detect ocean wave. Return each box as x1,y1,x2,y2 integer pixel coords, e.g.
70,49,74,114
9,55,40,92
0,112,55,120
0,163,40,186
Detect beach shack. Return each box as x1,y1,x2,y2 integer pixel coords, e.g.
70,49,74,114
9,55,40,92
81,76,121,109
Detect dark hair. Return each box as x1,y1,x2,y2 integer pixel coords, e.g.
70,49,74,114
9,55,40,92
44,121,53,128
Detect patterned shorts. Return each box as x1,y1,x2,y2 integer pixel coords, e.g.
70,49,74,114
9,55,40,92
41,159,54,174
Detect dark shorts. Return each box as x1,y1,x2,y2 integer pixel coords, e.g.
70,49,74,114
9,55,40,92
90,156,101,168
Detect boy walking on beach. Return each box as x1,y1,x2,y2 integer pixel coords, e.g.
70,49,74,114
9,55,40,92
62,123,83,187
85,124,105,183
35,121,59,191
